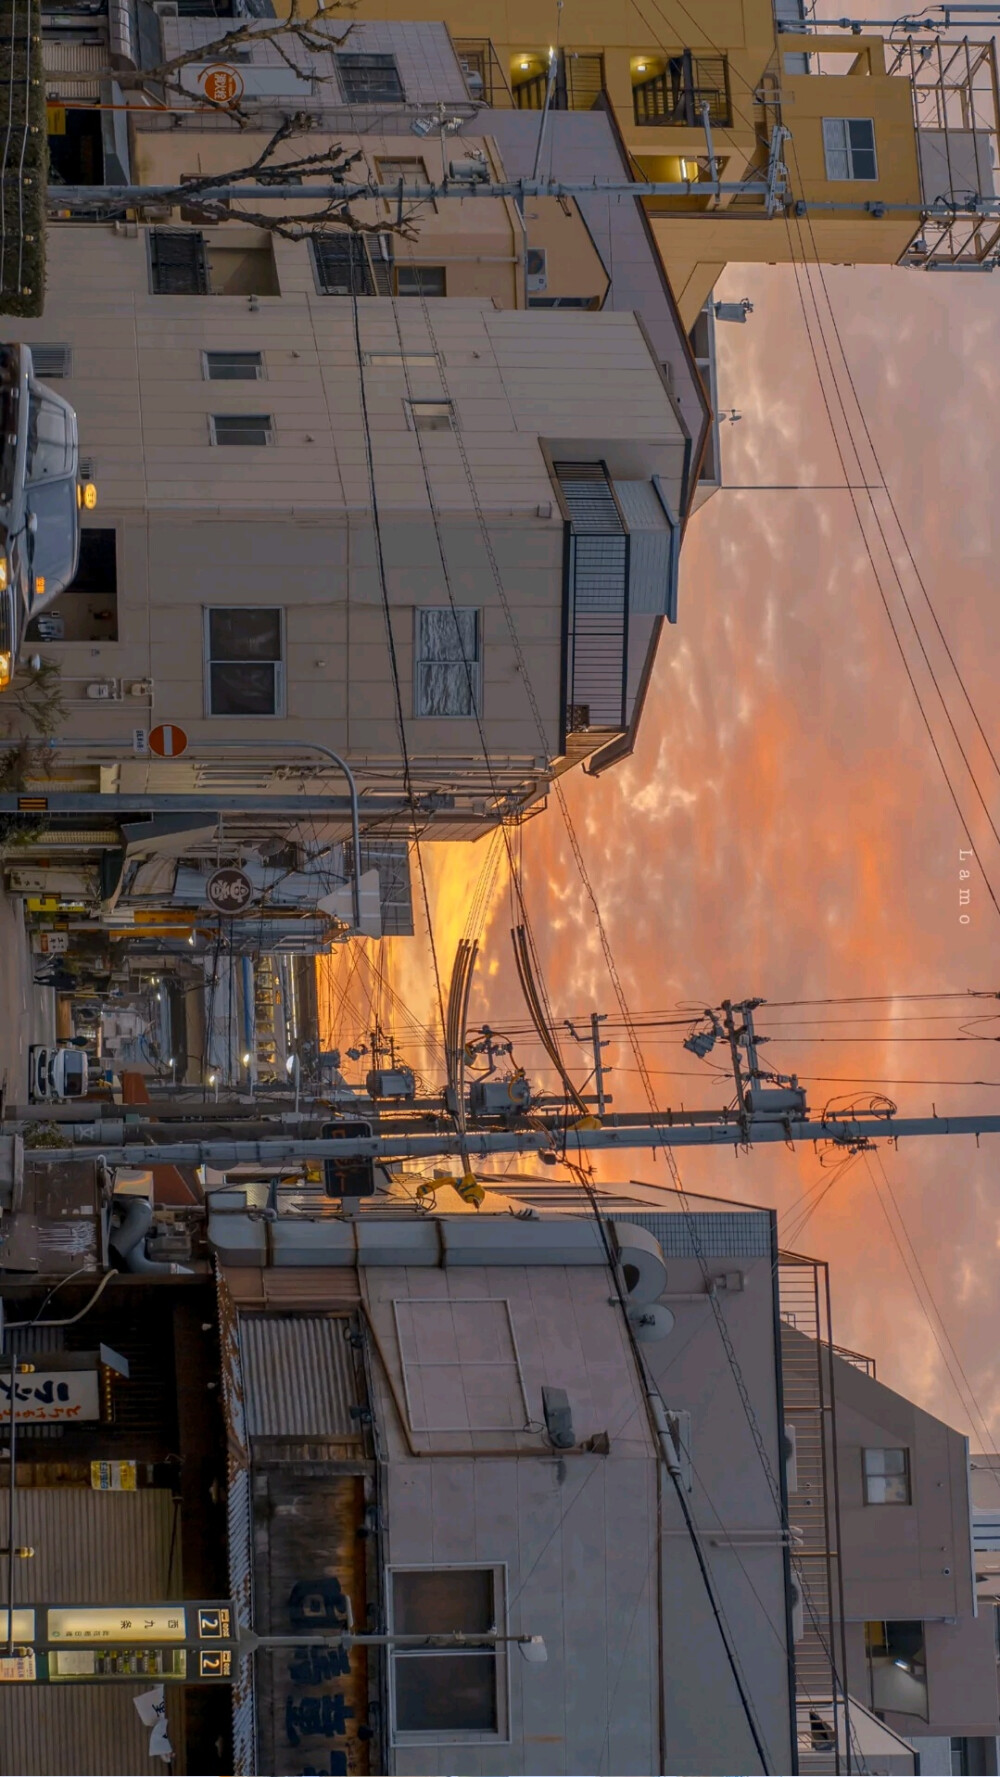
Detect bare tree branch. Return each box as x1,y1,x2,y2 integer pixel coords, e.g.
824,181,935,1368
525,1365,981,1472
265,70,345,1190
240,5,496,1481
144,117,425,240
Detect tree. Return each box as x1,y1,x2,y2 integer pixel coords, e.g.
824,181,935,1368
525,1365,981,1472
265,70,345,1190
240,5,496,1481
47,4,427,244
124,114,422,244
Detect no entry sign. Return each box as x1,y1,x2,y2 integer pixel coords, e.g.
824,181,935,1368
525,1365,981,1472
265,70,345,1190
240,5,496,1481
148,724,188,759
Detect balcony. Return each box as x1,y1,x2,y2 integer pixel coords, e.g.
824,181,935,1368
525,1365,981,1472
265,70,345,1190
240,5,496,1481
511,50,606,112
633,52,731,128
555,461,680,748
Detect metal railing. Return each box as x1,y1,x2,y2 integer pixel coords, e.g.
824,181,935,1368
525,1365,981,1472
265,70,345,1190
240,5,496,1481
453,38,514,107
633,53,731,127
778,1253,854,1774
556,463,629,737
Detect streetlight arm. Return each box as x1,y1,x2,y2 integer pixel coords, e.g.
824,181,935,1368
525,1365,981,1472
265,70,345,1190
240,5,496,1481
240,1629,546,1656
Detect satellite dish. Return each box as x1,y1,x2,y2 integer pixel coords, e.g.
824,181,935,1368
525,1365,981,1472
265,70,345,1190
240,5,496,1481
627,1303,675,1343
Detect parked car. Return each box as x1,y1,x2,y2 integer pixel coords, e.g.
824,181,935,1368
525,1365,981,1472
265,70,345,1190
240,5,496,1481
0,343,94,686
29,1043,89,1102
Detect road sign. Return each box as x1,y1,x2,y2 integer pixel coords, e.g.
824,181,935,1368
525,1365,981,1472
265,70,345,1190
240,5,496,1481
147,724,188,759
205,867,254,915
198,63,245,104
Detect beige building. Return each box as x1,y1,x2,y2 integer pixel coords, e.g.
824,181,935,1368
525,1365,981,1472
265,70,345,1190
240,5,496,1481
11,221,686,819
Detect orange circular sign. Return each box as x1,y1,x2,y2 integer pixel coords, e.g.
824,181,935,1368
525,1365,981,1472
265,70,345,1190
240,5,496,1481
199,63,245,105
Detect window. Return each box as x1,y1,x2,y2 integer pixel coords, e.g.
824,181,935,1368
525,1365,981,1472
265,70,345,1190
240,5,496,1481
209,413,273,446
28,344,72,379
389,1567,504,1741
395,264,446,297
336,52,404,103
406,398,454,433
863,1447,910,1504
822,117,878,181
149,228,209,295
414,609,481,719
203,351,264,382
205,607,283,716
311,232,375,296
365,352,438,368
392,1296,527,1431
528,295,602,309
376,156,428,186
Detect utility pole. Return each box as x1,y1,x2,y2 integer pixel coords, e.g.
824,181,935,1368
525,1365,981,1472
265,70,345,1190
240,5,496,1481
21,1107,1000,1169
566,1014,610,1116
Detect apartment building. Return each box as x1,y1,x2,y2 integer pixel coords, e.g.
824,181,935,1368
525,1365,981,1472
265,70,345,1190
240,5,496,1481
295,0,1000,322
7,19,707,949
830,1351,999,1756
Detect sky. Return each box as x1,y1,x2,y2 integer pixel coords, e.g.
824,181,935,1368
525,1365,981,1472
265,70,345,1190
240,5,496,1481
320,255,1000,1453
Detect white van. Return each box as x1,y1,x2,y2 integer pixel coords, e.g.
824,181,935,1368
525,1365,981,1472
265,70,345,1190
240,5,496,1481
0,343,95,685
29,1044,89,1102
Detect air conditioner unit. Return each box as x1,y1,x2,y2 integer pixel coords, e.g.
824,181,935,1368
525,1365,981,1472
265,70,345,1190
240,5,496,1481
152,3,179,18
526,247,547,293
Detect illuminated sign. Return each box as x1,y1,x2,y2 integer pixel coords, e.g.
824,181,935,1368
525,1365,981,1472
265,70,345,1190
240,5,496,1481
47,1607,186,1644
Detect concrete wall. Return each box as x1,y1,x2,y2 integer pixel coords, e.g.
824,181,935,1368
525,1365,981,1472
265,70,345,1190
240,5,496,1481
359,1208,793,1775
363,1258,660,1776
640,1237,793,1777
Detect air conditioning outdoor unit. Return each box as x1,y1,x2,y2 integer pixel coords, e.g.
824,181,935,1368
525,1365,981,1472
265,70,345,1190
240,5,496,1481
152,3,179,18
526,246,547,293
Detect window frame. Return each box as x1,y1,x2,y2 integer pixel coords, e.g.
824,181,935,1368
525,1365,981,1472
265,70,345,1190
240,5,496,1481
413,606,482,719
405,398,455,434
375,155,429,186
202,350,265,382
208,413,275,447
822,116,878,181
394,263,447,298
203,605,285,719
28,344,72,379
387,1563,510,1747
148,227,210,295
862,1446,911,1505
335,51,405,104
310,231,376,297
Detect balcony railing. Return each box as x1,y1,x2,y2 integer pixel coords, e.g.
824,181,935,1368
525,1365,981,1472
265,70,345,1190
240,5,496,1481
453,39,514,108
513,51,606,112
633,52,731,127
556,463,629,739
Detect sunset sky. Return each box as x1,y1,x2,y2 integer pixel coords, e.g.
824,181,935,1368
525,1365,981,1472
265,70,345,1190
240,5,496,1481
321,255,1000,1454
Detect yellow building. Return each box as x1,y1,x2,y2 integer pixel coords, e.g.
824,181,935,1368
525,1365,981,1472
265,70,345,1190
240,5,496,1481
285,0,1000,325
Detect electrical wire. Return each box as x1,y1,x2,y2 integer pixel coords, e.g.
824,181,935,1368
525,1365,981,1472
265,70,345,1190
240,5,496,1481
2,1267,119,1330
862,1149,1000,1483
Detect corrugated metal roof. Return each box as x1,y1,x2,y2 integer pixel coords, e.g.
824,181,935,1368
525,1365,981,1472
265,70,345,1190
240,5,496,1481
0,1683,169,1776
0,1490,175,1776
239,1315,361,1438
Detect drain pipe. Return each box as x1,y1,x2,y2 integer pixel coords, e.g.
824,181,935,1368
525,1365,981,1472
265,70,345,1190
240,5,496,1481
109,1197,189,1277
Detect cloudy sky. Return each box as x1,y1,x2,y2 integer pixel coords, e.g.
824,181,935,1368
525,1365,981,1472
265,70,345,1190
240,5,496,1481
321,257,1000,1450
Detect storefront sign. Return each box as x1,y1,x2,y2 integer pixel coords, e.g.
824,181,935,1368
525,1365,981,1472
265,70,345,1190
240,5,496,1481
0,1370,99,1423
